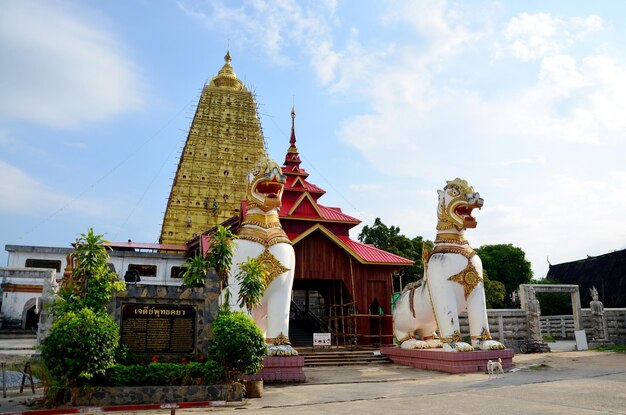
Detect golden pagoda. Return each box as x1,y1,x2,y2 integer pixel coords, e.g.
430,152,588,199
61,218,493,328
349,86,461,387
160,52,267,245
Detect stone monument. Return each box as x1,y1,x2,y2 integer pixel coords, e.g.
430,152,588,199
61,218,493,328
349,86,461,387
526,286,542,342
590,286,608,341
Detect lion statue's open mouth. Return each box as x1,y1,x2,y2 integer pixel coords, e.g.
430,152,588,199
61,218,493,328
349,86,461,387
254,179,283,201
438,179,483,231
247,158,286,212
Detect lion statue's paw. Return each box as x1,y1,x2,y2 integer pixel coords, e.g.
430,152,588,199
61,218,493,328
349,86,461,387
443,342,474,352
400,339,430,349
268,344,299,356
472,339,505,350
425,338,443,348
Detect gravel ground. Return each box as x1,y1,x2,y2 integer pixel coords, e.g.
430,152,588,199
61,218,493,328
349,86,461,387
1,369,40,389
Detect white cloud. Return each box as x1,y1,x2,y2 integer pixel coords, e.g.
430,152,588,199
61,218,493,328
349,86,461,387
382,0,483,57
0,161,109,216
179,0,338,83
0,1,145,128
500,12,604,61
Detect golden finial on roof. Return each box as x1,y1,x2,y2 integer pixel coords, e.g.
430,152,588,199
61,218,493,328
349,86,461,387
210,50,243,91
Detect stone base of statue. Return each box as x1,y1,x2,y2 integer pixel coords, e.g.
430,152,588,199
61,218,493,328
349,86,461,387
380,347,514,374
243,355,305,383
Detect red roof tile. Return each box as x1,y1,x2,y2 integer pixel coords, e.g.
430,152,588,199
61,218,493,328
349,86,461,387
336,235,413,265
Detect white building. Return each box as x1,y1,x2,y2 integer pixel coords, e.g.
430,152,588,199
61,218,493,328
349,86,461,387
1,242,187,329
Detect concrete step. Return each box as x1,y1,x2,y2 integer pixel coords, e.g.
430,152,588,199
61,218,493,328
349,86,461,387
297,348,393,367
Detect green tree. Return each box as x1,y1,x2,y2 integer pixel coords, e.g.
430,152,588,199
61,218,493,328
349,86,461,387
40,228,125,402
54,229,125,314
483,269,506,308
358,218,432,291
476,244,532,305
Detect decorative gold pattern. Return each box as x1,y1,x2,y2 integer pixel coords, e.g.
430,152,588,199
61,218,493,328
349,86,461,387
471,328,492,340
432,245,476,259
256,248,289,286
434,233,468,245
440,331,463,343
396,334,415,344
267,332,291,345
238,227,291,247
448,261,482,300
242,212,282,229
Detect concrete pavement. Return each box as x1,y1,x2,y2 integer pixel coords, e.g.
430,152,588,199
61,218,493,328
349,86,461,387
115,349,626,415
1,337,624,414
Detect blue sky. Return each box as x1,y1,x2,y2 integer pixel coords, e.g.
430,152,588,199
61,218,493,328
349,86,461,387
2,0,626,280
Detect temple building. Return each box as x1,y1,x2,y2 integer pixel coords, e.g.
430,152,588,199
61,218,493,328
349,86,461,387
277,109,413,346
160,52,266,245
547,248,626,308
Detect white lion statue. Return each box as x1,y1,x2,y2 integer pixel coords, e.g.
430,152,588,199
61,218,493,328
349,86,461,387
227,156,297,356
393,178,504,352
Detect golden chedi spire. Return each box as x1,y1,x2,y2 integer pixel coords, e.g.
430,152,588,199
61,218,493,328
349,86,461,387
160,52,267,245
210,50,244,91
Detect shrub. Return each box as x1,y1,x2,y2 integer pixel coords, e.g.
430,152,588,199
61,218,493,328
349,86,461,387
96,360,224,386
209,311,266,383
40,308,120,387
181,254,209,287
235,257,268,313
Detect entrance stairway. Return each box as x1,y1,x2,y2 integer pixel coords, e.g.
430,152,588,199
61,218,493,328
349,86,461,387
296,347,393,367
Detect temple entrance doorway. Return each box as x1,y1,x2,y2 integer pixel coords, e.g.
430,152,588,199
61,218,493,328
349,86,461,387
290,279,355,347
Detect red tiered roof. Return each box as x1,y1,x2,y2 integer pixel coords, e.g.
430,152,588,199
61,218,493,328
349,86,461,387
279,108,411,266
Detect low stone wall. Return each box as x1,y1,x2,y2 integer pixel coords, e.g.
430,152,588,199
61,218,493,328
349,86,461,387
73,384,242,406
459,309,528,342
542,309,626,340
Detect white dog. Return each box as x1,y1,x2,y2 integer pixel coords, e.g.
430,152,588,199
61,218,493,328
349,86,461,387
487,358,504,378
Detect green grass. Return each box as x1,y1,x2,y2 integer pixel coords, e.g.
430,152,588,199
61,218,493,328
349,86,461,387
593,345,626,353
529,363,551,370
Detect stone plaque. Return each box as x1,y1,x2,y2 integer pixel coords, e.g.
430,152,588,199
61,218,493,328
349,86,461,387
121,304,196,354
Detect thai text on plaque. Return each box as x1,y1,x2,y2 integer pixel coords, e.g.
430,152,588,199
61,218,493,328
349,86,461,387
121,304,197,354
